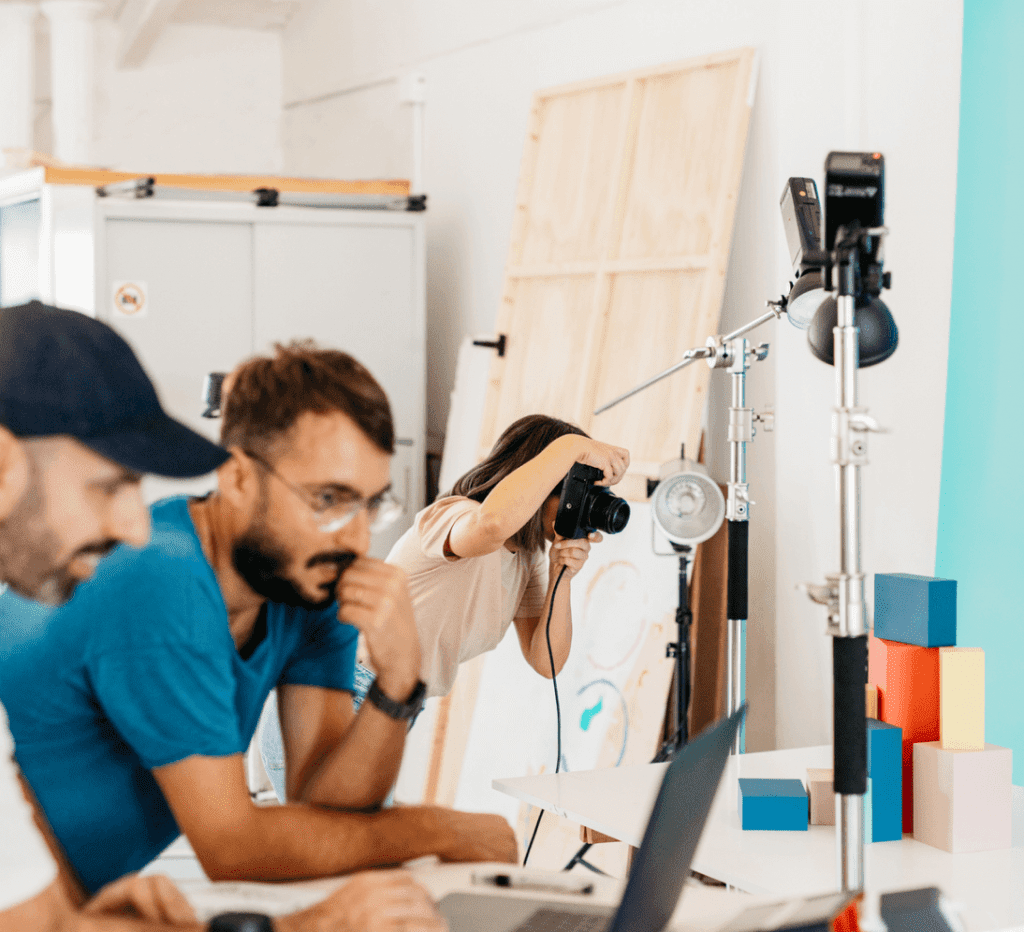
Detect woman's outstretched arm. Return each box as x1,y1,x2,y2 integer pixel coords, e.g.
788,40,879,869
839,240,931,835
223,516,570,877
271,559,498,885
447,435,628,558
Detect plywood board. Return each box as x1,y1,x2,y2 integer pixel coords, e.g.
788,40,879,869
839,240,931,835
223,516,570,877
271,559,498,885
688,484,730,737
479,48,757,491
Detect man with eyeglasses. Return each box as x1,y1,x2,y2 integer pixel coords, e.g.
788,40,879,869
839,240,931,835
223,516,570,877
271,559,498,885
0,340,517,896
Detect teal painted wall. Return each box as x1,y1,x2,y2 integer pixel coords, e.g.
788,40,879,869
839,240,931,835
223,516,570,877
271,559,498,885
936,0,1024,782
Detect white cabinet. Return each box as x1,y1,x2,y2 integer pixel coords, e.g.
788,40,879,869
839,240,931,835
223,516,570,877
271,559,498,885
0,170,426,558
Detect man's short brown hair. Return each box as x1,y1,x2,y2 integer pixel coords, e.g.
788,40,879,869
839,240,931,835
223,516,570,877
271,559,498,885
221,341,394,457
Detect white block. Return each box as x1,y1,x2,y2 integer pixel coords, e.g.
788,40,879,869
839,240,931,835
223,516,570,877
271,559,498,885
913,741,1011,853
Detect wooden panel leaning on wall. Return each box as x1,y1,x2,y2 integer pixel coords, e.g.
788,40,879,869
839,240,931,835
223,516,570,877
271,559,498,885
477,47,757,501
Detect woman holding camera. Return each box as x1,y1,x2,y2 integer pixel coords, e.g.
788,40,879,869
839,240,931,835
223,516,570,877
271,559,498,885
386,414,629,698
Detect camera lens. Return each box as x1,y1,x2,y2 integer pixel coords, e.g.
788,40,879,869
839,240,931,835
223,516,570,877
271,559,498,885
581,488,630,535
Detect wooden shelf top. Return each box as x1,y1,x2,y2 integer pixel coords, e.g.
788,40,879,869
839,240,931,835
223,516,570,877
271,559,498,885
42,167,410,196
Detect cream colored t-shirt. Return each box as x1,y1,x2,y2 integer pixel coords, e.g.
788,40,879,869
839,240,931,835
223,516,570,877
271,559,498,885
0,699,57,911
386,496,548,697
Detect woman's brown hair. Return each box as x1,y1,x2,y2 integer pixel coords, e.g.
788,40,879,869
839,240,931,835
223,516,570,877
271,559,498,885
448,414,588,554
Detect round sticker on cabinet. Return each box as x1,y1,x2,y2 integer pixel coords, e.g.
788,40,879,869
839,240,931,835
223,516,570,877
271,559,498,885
112,281,148,319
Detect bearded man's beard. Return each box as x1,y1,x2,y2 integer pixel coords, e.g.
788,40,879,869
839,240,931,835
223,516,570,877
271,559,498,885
0,461,79,605
232,517,355,611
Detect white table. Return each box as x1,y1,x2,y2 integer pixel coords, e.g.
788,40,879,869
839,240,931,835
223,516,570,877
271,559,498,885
173,860,767,932
494,745,1024,932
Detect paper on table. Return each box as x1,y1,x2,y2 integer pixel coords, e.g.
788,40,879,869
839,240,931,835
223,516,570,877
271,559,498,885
178,878,343,920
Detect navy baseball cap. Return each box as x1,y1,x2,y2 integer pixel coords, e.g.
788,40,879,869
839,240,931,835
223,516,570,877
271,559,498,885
0,301,230,478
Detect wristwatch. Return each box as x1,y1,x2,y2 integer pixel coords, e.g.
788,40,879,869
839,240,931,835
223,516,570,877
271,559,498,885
209,913,273,932
366,677,427,721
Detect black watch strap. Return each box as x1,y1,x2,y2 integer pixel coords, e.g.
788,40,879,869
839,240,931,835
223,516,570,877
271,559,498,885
366,678,426,721
209,913,274,932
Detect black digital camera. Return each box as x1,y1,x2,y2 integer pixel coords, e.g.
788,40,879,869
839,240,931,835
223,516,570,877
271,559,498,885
554,463,630,539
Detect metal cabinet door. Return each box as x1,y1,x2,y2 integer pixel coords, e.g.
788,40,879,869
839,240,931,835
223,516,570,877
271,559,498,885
253,220,424,558
99,218,254,503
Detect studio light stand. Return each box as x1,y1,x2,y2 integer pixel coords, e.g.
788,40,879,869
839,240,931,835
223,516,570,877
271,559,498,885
798,221,889,894
648,452,725,756
596,304,782,754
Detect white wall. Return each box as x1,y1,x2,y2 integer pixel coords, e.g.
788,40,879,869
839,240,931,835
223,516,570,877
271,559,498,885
280,0,963,751
32,19,284,174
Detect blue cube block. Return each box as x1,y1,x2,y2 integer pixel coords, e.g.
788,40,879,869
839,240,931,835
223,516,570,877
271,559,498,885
867,719,902,842
874,573,956,647
738,778,808,831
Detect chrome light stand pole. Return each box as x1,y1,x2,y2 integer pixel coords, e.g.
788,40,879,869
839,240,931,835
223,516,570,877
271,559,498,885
801,225,888,894
595,303,782,754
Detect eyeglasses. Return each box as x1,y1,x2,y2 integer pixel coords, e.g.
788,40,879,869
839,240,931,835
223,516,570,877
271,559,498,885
242,449,403,534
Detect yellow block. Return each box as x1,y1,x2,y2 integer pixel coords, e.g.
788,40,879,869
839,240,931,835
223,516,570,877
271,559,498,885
940,647,984,750
866,683,879,719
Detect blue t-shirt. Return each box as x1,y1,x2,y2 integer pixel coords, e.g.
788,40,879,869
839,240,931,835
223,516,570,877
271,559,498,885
0,497,357,893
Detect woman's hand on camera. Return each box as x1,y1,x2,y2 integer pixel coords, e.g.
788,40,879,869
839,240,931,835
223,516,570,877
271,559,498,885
577,439,630,486
550,531,602,580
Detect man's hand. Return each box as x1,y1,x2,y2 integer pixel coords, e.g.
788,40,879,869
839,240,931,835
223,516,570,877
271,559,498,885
336,558,421,698
277,870,446,932
82,872,197,924
549,531,601,582
432,811,518,864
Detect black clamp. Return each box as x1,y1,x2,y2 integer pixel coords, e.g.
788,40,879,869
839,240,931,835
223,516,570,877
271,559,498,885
253,187,279,207
406,194,428,212
472,334,507,357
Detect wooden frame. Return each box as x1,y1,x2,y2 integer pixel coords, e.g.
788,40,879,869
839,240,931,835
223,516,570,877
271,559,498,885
478,48,757,497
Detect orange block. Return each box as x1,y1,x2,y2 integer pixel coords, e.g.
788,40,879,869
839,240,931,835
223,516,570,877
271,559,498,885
868,635,888,687
878,639,940,832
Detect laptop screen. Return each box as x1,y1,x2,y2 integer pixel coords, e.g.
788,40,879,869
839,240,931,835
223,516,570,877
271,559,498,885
608,705,746,932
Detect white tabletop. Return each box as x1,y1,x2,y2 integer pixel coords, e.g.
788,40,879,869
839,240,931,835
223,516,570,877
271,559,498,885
494,745,1024,932
174,860,767,932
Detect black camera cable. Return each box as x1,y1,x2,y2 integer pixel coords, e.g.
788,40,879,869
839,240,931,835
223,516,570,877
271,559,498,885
521,563,568,867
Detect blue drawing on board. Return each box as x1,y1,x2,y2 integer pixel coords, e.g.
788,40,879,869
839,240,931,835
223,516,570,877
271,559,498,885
581,697,604,731
574,679,629,767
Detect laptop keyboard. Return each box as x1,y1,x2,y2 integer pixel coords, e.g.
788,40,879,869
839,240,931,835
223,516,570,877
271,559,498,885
512,909,610,932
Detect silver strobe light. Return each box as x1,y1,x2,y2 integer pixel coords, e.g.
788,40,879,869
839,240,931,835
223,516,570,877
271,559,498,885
652,458,725,547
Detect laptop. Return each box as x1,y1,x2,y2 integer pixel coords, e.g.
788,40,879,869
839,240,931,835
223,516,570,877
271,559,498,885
439,706,853,932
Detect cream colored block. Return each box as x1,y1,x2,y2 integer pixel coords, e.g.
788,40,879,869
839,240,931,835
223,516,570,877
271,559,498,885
806,768,835,826
913,741,1011,853
866,683,879,720
940,647,984,750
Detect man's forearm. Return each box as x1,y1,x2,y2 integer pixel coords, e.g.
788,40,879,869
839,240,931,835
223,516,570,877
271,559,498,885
299,699,407,808
199,803,452,881
72,915,204,932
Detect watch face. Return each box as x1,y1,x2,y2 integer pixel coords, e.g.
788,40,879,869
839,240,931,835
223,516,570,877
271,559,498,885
209,913,274,932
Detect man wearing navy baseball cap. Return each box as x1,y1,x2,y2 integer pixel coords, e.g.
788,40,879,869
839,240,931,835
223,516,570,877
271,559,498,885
0,300,229,606
0,302,446,932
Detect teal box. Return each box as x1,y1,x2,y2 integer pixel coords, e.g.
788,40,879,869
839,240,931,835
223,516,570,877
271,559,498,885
874,573,956,647
867,719,902,842
738,778,808,831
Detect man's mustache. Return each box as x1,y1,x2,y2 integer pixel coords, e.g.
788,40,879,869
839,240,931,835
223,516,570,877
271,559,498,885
74,540,119,560
306,551,357,573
